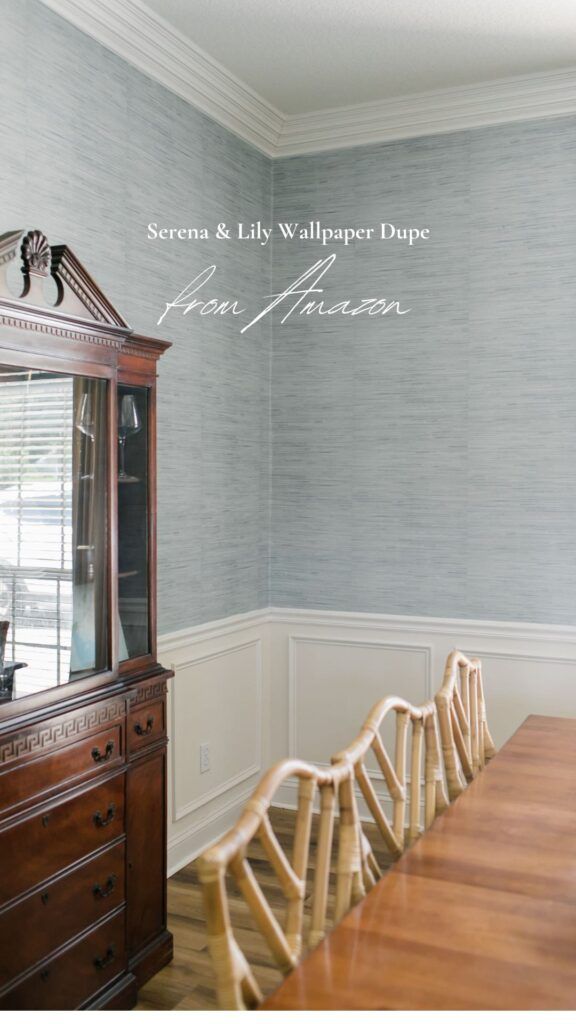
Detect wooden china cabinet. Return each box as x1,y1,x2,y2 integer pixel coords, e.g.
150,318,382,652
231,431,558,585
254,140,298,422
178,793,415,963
0,230,173,1009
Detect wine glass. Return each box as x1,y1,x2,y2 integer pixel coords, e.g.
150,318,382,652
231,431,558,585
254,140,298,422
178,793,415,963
118,394,141,481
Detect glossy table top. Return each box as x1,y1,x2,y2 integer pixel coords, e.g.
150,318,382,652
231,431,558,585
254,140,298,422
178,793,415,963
262,715,576,1010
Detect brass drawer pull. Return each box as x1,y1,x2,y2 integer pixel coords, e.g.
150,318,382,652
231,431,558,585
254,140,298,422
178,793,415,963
93,874,117,900
91,740,115,763
134,716,154,736
93,803,116,828
94,944,116,971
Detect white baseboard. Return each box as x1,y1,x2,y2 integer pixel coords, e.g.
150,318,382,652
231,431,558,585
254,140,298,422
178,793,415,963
160,606,576,873
167,782,263,876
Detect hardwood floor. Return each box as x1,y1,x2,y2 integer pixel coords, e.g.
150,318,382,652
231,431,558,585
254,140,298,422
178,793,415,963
137,808,394,1011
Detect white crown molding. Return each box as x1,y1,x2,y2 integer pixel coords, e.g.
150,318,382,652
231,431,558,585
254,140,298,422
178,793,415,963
39,0,283,155
41,0,576,157
278,67,576,156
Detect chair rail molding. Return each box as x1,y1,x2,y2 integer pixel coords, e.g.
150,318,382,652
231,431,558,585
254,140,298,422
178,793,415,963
268,607,576,643
40,0,576,157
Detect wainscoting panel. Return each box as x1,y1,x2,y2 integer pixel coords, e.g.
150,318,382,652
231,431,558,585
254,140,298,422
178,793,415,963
469,650,576,749
172,640,262,821
289,636,431,764
159,611,270,875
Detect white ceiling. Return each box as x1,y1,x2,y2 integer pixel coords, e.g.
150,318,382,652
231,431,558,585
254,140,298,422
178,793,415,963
144,0,576,115
41,0,576,155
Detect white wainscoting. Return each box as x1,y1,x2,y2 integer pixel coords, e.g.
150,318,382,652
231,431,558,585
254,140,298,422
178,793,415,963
160,607,576,869
267,608,576,810
158,610,270,875
288,637,431,763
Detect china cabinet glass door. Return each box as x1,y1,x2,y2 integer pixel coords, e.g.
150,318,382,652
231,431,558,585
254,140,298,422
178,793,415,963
0,366,109,698
117,384,150,662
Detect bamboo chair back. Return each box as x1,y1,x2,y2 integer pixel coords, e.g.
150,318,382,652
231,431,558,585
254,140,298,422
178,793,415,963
196,758,364,1010
435,650,497,801
332,696,448,888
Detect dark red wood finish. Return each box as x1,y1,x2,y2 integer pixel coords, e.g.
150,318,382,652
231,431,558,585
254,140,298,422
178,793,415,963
0,230,173,1009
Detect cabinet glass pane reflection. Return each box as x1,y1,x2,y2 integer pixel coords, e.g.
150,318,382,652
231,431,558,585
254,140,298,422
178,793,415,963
0,366,108,699
117,384,149,661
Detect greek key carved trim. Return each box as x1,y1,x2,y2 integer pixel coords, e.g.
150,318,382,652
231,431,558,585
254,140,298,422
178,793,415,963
0,698,126,767
129,679,168,706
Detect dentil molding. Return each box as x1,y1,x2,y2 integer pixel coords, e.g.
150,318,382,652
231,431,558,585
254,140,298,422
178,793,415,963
41,0,576,158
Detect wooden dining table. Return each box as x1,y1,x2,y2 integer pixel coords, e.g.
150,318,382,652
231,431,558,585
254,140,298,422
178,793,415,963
262,715,576,1010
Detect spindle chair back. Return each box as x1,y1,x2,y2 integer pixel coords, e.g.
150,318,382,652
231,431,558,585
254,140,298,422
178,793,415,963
435,650,496,801
196,758,364,1010
332,696,448,888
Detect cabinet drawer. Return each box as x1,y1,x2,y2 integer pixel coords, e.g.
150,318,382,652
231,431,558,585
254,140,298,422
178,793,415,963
0,841,125,988
128,700,165,751
0,774,125,904
0,724,124,813
0,908,126,1009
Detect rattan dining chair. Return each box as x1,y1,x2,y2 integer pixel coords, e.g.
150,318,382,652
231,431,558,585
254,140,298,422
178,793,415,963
435,650,497,801
196,758,365,1010
332,696,448,888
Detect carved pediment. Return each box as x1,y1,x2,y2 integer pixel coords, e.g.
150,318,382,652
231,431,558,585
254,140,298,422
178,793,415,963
0,229,129,328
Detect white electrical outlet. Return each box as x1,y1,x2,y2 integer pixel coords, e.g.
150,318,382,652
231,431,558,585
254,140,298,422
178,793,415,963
200,742,211,774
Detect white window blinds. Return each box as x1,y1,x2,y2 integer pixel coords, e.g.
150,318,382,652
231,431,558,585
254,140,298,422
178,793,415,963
0,368,73,691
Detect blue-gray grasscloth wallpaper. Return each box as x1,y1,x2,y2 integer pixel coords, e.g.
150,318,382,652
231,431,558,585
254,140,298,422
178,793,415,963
271,123,576,623
3,1,576,627
1,0,272,633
